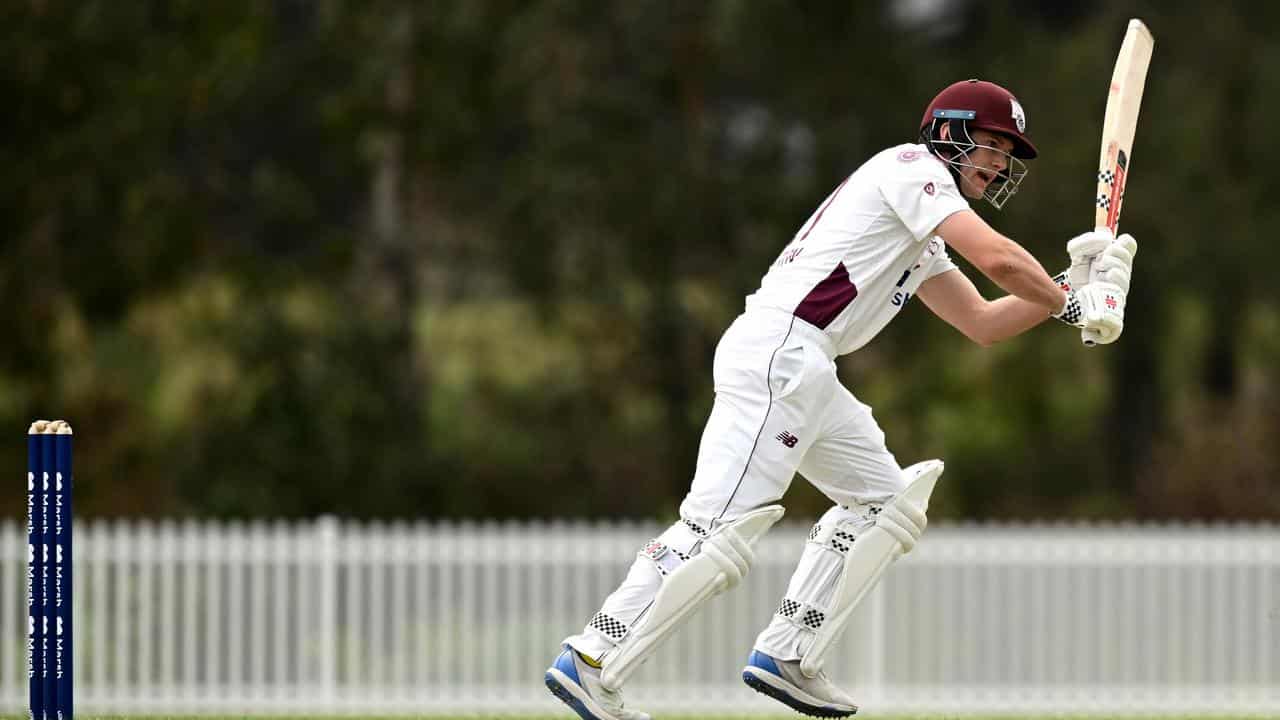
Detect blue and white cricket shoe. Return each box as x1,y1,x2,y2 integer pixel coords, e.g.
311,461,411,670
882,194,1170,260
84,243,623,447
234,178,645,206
545,647,651,720
742,649,858,718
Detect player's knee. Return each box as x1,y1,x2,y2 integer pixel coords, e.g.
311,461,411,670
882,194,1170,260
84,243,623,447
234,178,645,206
815,504,861,530
809,504,877,553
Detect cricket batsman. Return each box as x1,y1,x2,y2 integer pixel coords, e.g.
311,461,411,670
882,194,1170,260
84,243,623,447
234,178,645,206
545,79,1138,718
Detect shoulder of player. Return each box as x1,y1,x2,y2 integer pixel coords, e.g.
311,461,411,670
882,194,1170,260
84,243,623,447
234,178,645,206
866,143,956,187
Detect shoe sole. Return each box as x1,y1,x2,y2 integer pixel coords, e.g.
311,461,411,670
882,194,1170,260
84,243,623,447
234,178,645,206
742,667,857,718
546,667,606,720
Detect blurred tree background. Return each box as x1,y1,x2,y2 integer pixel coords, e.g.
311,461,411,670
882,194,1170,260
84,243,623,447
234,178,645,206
2,0,1277,522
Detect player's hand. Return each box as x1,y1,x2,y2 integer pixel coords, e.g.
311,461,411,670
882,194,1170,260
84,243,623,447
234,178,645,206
1089,232,1137,293
1053,282,1126,344
1079,232,1136,345
1079,282,1126,344
1066,229,1137,291
1065,228,1114,289
1065,230,1136,345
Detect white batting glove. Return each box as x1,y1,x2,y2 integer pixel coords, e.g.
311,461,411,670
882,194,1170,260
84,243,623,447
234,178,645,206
1053,281,1126,344
1064,229,1137,346
1065,228,1114,289
1089,233,1137,294
1080,232,1136,345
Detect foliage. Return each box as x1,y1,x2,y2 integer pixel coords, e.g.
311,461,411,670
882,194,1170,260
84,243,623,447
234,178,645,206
2,1,1277,521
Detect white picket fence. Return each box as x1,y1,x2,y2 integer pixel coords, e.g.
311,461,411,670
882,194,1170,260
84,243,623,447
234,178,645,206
1,517,1278,716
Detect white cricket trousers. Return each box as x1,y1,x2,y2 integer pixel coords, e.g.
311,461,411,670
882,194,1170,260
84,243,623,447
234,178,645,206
566,308,906,666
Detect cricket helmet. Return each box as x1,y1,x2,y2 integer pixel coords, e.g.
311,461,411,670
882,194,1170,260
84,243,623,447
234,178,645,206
920,79,1038,159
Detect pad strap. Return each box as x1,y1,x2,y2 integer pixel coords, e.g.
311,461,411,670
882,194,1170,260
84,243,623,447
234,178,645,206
587,611,630,643
640,538,689,576
809,519,862,556
776,597,826,632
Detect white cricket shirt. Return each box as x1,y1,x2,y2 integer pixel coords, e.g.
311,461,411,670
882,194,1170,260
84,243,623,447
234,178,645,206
744,143,970,356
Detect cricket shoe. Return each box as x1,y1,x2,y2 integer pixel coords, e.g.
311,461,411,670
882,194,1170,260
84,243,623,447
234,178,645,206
742,649,858,718
545,646,651,720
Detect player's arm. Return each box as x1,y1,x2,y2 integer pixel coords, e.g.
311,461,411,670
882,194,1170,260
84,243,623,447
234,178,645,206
933,209,1065,313
916,269,1054,346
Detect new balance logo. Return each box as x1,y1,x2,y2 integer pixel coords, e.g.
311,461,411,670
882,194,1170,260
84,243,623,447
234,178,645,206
776,431,799,448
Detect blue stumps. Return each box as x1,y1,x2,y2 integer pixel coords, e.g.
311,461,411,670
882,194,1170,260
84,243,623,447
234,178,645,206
29,419,73,720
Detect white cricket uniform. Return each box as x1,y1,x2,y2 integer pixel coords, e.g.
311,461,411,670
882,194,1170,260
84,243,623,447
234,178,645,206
680,142,968,524
567,143,971,665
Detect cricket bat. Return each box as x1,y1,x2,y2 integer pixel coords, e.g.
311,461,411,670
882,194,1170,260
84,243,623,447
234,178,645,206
1084,18,1154,346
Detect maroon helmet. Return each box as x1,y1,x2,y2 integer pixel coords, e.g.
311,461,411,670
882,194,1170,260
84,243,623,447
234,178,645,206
920,79,1037,159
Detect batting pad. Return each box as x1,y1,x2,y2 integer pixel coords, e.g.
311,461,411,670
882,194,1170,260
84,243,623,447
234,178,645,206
800,459,942,679
599,504,784,691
